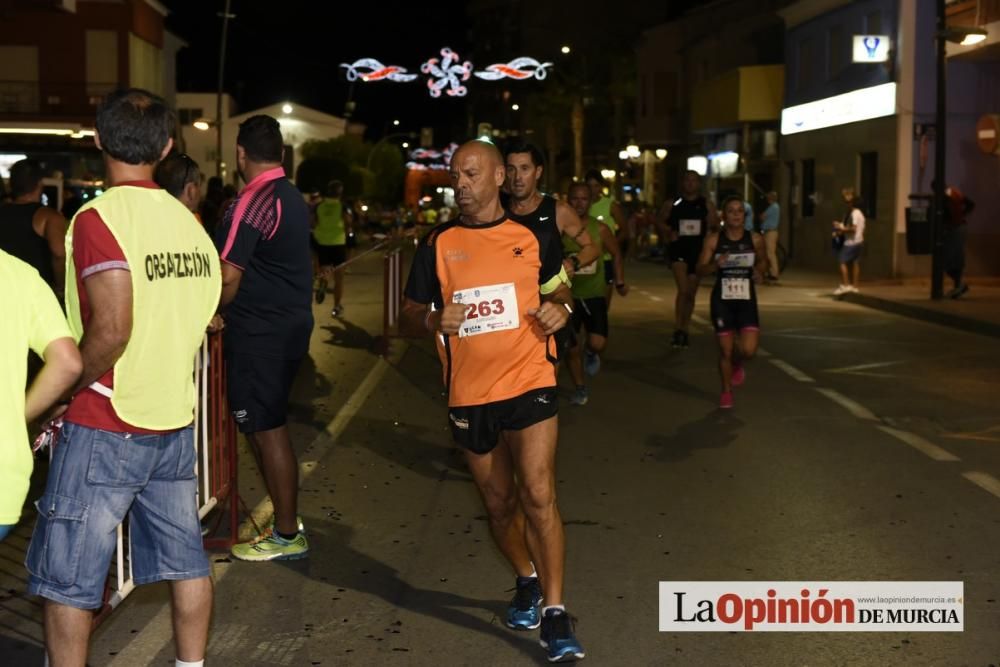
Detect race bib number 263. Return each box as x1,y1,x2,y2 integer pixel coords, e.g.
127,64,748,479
452,282,520,337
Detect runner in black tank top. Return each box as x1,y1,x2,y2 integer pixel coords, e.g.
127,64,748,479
0,203,51,283
656,170,717,349
696,194,767,409
504,142,602,361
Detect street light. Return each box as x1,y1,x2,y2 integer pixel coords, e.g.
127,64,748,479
511,103,520,111
282,103,293,114
626,143,641,159
401,141,409,148
561,45,571,54
931,10,988,298
393,119,400,126
193,119,212,131
655,148,668,160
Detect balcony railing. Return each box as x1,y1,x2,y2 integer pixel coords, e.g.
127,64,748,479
0,80,118,118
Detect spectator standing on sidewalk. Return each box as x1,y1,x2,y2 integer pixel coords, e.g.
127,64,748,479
759,191,781,282
833,189,865,296
154,152,203,220
940,181,974,299
0,250,81,542
25,88,221,667
215,115,314,562
0,158,68,294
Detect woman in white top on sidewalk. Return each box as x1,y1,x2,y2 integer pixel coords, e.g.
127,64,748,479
833,188,865,295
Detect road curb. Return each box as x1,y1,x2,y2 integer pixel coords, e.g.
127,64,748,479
842,292,1000,339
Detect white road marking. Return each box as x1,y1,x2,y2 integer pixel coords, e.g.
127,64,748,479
649,295,663,302
827,360,906,374
876,425,961,462
757,346,772,357
106,358,390,667
241,358,389,538
769,333,870,343
814,388,878,421
691,314,710,326
769,358,815,383
962,471,1000,500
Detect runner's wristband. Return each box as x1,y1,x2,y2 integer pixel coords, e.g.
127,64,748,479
563,302,573,315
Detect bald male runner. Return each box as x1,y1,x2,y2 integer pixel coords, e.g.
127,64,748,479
401,141,586,662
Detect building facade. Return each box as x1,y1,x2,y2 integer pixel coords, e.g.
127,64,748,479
779,0,1000,278
636,0,789,209
0,0,180,191
176,94,349,185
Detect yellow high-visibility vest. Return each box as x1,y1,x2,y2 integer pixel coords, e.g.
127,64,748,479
65,186,221,430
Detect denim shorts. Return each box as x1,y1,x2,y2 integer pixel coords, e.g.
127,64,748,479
26,422,210,609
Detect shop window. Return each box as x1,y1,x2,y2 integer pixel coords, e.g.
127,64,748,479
802,159,815,217
828,25,846,79
859,151,878,218
866,11,882,34
797,38,815,91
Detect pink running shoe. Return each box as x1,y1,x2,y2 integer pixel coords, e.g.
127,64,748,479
732,364,745,387
719,391,734,409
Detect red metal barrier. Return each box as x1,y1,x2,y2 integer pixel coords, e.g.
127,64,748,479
377,245,405,354
199,331,240,550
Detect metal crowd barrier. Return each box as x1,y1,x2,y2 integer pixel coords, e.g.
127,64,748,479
92,331,238,625
377,244,406,354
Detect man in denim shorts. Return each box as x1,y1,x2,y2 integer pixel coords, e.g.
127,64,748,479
25,89,221,667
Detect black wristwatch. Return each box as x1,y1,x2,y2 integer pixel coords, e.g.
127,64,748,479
570,256,581,272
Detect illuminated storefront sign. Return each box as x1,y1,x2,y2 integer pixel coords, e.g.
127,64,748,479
781,82,897,135
852,35,891,63
341,48,553,98
686,155,708,176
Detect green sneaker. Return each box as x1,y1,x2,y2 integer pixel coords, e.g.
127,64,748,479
231,529,309,562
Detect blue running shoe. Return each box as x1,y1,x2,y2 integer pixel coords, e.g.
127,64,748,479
583,350,601,376
540,608,585,662
506,577,543,630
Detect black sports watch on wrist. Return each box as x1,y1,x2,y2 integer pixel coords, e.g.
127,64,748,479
570,256,581,271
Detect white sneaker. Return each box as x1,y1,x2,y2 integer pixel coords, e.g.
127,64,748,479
833,285,848,296
847,285,859,294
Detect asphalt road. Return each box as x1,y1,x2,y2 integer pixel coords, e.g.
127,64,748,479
6,249,999,666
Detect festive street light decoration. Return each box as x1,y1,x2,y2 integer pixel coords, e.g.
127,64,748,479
473,57,552,81
406,143,459,171
339,57,419,82
421,48,473,98
341,49,553,98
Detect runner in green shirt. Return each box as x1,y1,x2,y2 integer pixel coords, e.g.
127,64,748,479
563,183,628,406
311,180,352,317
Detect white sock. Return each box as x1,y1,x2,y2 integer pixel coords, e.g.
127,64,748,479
176,660,205,667
543,604,566,614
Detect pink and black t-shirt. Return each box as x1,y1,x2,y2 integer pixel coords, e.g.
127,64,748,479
214,167,313,359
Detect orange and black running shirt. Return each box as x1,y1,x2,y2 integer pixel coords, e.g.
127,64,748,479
405,214,564,407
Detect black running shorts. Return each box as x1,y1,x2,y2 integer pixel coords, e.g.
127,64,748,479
448,387,558,455
667,239,702,273
225,352,303,433
314,242,347,268
571,297,609,338
709,291,760,334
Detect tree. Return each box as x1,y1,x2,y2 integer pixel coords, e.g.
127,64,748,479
296,134,405,203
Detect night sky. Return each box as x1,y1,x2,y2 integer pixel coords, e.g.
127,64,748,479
164,1,698,144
